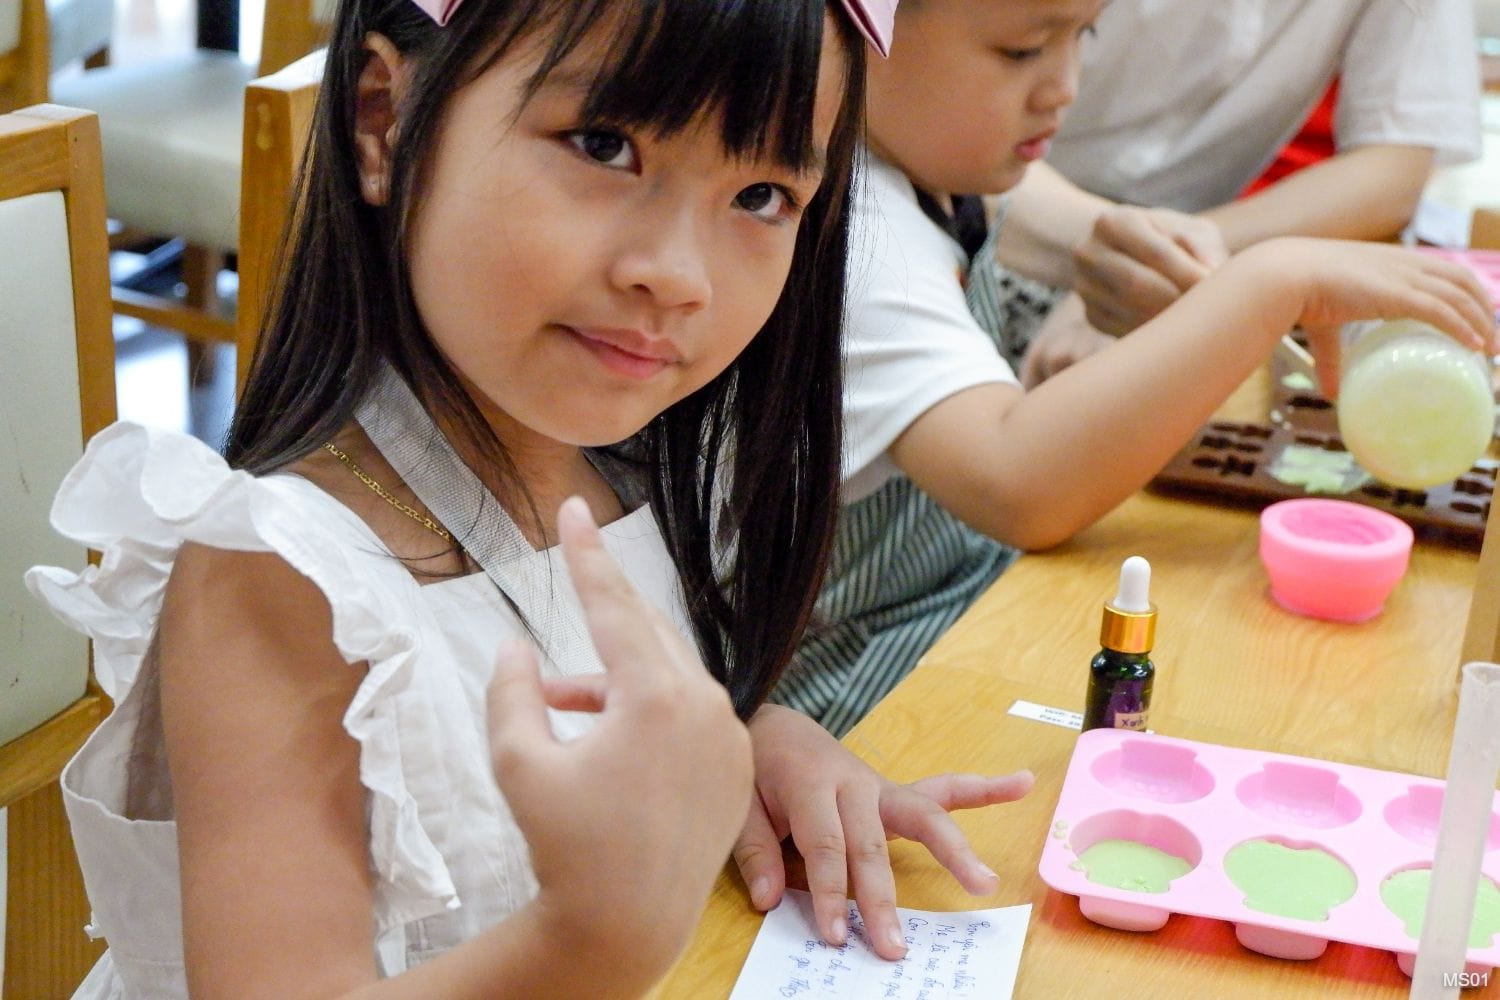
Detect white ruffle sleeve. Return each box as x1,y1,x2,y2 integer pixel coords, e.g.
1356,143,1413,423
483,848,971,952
26,423,463,947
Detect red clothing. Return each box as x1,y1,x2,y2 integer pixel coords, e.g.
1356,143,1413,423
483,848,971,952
1242,79,1339,195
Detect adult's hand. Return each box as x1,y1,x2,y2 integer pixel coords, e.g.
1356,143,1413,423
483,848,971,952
1073,206,1228,335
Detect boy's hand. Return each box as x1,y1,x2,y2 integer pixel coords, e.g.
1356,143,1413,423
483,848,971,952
1239,238,1498,398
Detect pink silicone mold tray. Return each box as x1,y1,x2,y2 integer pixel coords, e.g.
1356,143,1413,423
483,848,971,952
1039,729,1500,976
1416,247,1500,310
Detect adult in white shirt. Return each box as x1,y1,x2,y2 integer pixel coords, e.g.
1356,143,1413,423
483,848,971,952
992,0,1483,385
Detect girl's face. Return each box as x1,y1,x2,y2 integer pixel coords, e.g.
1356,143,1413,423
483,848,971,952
384,22,847,450
866,0,1106,196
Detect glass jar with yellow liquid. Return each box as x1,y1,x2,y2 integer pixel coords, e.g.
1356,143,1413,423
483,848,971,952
1336,318,1495,489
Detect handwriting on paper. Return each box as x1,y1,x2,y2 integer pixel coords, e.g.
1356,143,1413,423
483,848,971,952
728,889,1030,1000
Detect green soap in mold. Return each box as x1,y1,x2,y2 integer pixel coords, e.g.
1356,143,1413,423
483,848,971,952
1224,840,1356,921
1071,839,1192,894
1381,869,1500,949
1267,443,1371,496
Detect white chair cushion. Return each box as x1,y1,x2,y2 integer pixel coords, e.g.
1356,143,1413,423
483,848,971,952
46,0,113,69
52,52,252,251
0,0,20,58
0,191,89,745
1482,0,1500,38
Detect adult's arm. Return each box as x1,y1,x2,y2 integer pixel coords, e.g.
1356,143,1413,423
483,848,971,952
1203,143,1435,251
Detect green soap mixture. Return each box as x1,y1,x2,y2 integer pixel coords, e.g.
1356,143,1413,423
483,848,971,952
1381,869,1500,949
1071,839,1192,894
1224,840,1356,921
1268,443,1371,496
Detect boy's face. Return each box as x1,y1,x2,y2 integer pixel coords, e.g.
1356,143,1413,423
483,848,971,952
866,0,1107,196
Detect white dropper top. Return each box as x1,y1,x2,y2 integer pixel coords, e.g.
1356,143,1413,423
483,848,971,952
1112,556,1152,613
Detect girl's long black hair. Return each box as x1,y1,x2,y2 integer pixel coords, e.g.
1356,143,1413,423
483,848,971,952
226,0,865,718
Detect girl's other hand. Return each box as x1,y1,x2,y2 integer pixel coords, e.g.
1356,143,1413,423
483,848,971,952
485,497,753,984
732,704,1032,961
1242,237,1499,399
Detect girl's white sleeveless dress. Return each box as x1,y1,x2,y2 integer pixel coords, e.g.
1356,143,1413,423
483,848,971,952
25,423,690,999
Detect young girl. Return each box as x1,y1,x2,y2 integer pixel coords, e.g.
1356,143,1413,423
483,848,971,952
764,0,1497,736
28,0,1011,993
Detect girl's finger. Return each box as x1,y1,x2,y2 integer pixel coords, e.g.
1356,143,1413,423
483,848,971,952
555,497,676,687
879,787,1000,897
540,674,609,713
732,794,787,912
837,786,907,961
486,639,555,762
783,787,853,949
903,771,1035,811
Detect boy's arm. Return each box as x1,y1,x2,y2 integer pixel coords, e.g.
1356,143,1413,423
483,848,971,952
1202,144,1435,251
997,162,1228,335
886,239,1493,552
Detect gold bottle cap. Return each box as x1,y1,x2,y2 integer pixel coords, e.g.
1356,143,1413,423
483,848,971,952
1100,602,1156,654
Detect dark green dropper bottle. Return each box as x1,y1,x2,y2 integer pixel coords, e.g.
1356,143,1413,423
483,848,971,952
1082,555,1156,732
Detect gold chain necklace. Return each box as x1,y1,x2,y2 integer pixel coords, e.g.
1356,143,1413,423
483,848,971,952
323,442,452,542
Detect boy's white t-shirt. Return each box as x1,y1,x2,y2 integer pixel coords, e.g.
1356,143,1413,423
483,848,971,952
1048,0,1482,212
842,154,1019,503
26,423,689,999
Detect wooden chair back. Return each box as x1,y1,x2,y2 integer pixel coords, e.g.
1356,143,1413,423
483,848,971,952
0,0,48,113
257,0,334,77
0,103,114,998
237,48,323,392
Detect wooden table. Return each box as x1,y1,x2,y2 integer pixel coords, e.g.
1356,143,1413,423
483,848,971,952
649,376,1496,999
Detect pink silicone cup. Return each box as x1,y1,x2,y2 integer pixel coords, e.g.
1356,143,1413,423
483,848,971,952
1038,730,1500,978
1258,498,1414,623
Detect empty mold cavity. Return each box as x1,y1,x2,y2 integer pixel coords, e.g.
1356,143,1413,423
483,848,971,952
1384,785,1500,851
1278,502,1403,546
1235,761,1362,829
1089,738,1215,804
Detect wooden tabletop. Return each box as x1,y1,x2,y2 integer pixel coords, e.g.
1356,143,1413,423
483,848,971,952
649,372,1497,998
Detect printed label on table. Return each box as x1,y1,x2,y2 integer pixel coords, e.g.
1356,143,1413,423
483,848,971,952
1007,699,1083,731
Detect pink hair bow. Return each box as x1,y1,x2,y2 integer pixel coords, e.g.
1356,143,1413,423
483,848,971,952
409,0,897,58
411,0,459,25
840,0,897,57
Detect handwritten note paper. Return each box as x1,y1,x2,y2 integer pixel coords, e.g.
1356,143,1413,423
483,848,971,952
728,889,1029,1000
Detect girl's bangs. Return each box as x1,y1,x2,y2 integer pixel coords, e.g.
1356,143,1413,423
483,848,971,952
525,0,833,171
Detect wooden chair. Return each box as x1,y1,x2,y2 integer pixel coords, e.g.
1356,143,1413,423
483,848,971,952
1472,206,1500,252
0,0,48,113
0,103,114,998
236,47,322,392
49,0,330,387
47,0,112,74
1461,207,1500,666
